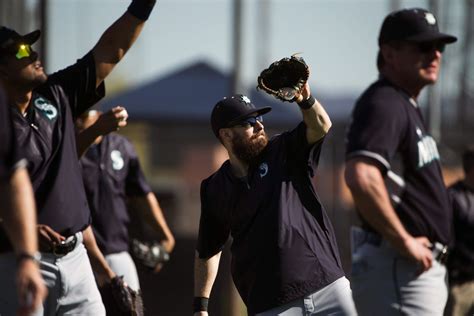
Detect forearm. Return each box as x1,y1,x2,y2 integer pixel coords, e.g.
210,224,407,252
82,226,115,285
130,193,175,252
1,168,38,255
345,160,410,247
300,97,332,144
194,251,221,298
76,124,102,158
92,0,156,86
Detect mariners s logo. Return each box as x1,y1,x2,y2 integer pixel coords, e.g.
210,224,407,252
34,97,58,120
111,150,124,170
259,162,269,178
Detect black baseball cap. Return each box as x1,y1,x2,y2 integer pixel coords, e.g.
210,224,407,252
0,26,40,54
378,8,457,45
211,94,271,138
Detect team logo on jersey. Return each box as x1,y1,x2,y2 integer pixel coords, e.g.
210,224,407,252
34,97,57,120
416,127,440,168
111,150,124,170
424,12,436,25
259,162,269,178
240,95,251,104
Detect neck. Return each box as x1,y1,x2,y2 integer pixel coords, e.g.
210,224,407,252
381,70,423,100
4,84,33,114
228,153,249,178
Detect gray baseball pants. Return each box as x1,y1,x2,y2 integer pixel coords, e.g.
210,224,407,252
105,251,141,291
351,228,448,316
0,232,105,316
256,277,357,316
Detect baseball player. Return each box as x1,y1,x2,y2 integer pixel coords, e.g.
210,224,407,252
194,88,357,315
75,107,175,294
0,0,158,314
344,8,457,315
445,146,474,316
0,85,47,316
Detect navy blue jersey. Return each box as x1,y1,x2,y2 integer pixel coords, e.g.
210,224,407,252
345,78,452,244
80,134,151,255
447,181,474,283
3,52,105,247
197,123,344,315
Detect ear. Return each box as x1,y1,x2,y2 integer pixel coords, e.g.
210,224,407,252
219,128,232,142
380,44,396,65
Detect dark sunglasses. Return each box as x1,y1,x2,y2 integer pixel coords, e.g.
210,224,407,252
417,42,445,53
231,116,264,128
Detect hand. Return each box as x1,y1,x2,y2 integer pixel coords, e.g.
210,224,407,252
398,236,433,273
37,225,65,250
95,106,128,135
16,259,47,316
294,82,311,103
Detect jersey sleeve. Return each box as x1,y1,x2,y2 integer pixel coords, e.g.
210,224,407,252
124,139,152,197
47,51,105,118
283,122,325,172
345,96,406,173
196,179,231,259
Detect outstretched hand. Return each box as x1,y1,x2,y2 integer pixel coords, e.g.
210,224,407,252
95,106,128,135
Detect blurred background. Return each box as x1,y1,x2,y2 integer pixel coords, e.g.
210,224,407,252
1,0,473,315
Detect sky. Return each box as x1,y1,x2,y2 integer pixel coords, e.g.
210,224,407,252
47,0,463,99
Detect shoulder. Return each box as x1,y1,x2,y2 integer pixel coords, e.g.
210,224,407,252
201,161,231,197
355,79,406,114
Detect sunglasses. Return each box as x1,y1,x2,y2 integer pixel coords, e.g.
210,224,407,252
231,116,264,128
15,44,33,60
417,42,445,53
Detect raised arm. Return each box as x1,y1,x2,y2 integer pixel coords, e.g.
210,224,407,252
193,251,222,316
344,157,433,271
92,0,157,87
294,83,332,145
76,107,128,157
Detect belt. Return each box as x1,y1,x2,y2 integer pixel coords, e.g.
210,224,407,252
40,233,79,256
360,229,449,264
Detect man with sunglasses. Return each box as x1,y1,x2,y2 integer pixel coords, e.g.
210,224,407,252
344,8,457,315
0,0,158,314
194,92,357,315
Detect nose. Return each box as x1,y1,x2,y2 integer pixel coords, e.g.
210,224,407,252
254,120,264,132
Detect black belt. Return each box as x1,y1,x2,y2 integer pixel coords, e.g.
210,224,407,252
363,231,449,264
41,235,78,256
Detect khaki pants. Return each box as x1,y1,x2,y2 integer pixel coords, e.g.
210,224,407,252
445,281,474,316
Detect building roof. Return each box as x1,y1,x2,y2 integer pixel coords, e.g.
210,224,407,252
101,60,355,126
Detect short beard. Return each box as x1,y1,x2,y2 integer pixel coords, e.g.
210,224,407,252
231,131,268,164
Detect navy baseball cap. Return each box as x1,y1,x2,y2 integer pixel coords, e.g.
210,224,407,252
378,8,457,45
211,94,272,138
0,26,40,54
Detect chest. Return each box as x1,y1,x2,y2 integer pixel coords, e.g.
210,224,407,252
401,108,440,170
82,143,130,184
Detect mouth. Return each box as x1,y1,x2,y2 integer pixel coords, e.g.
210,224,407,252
33,61,43,70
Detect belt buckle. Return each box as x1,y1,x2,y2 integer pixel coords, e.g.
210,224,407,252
52,235,77,256
432,243,448,264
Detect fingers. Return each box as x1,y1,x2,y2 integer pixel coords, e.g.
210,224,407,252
37,225,65,245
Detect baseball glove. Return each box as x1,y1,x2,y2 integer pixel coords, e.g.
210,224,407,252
99,276,144,316
257,54,310,102
131,238,170,270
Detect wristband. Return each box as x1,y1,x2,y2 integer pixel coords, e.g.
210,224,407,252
16,251,41,264
193,297,209,312
127,0,157,21
297,95,316,110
